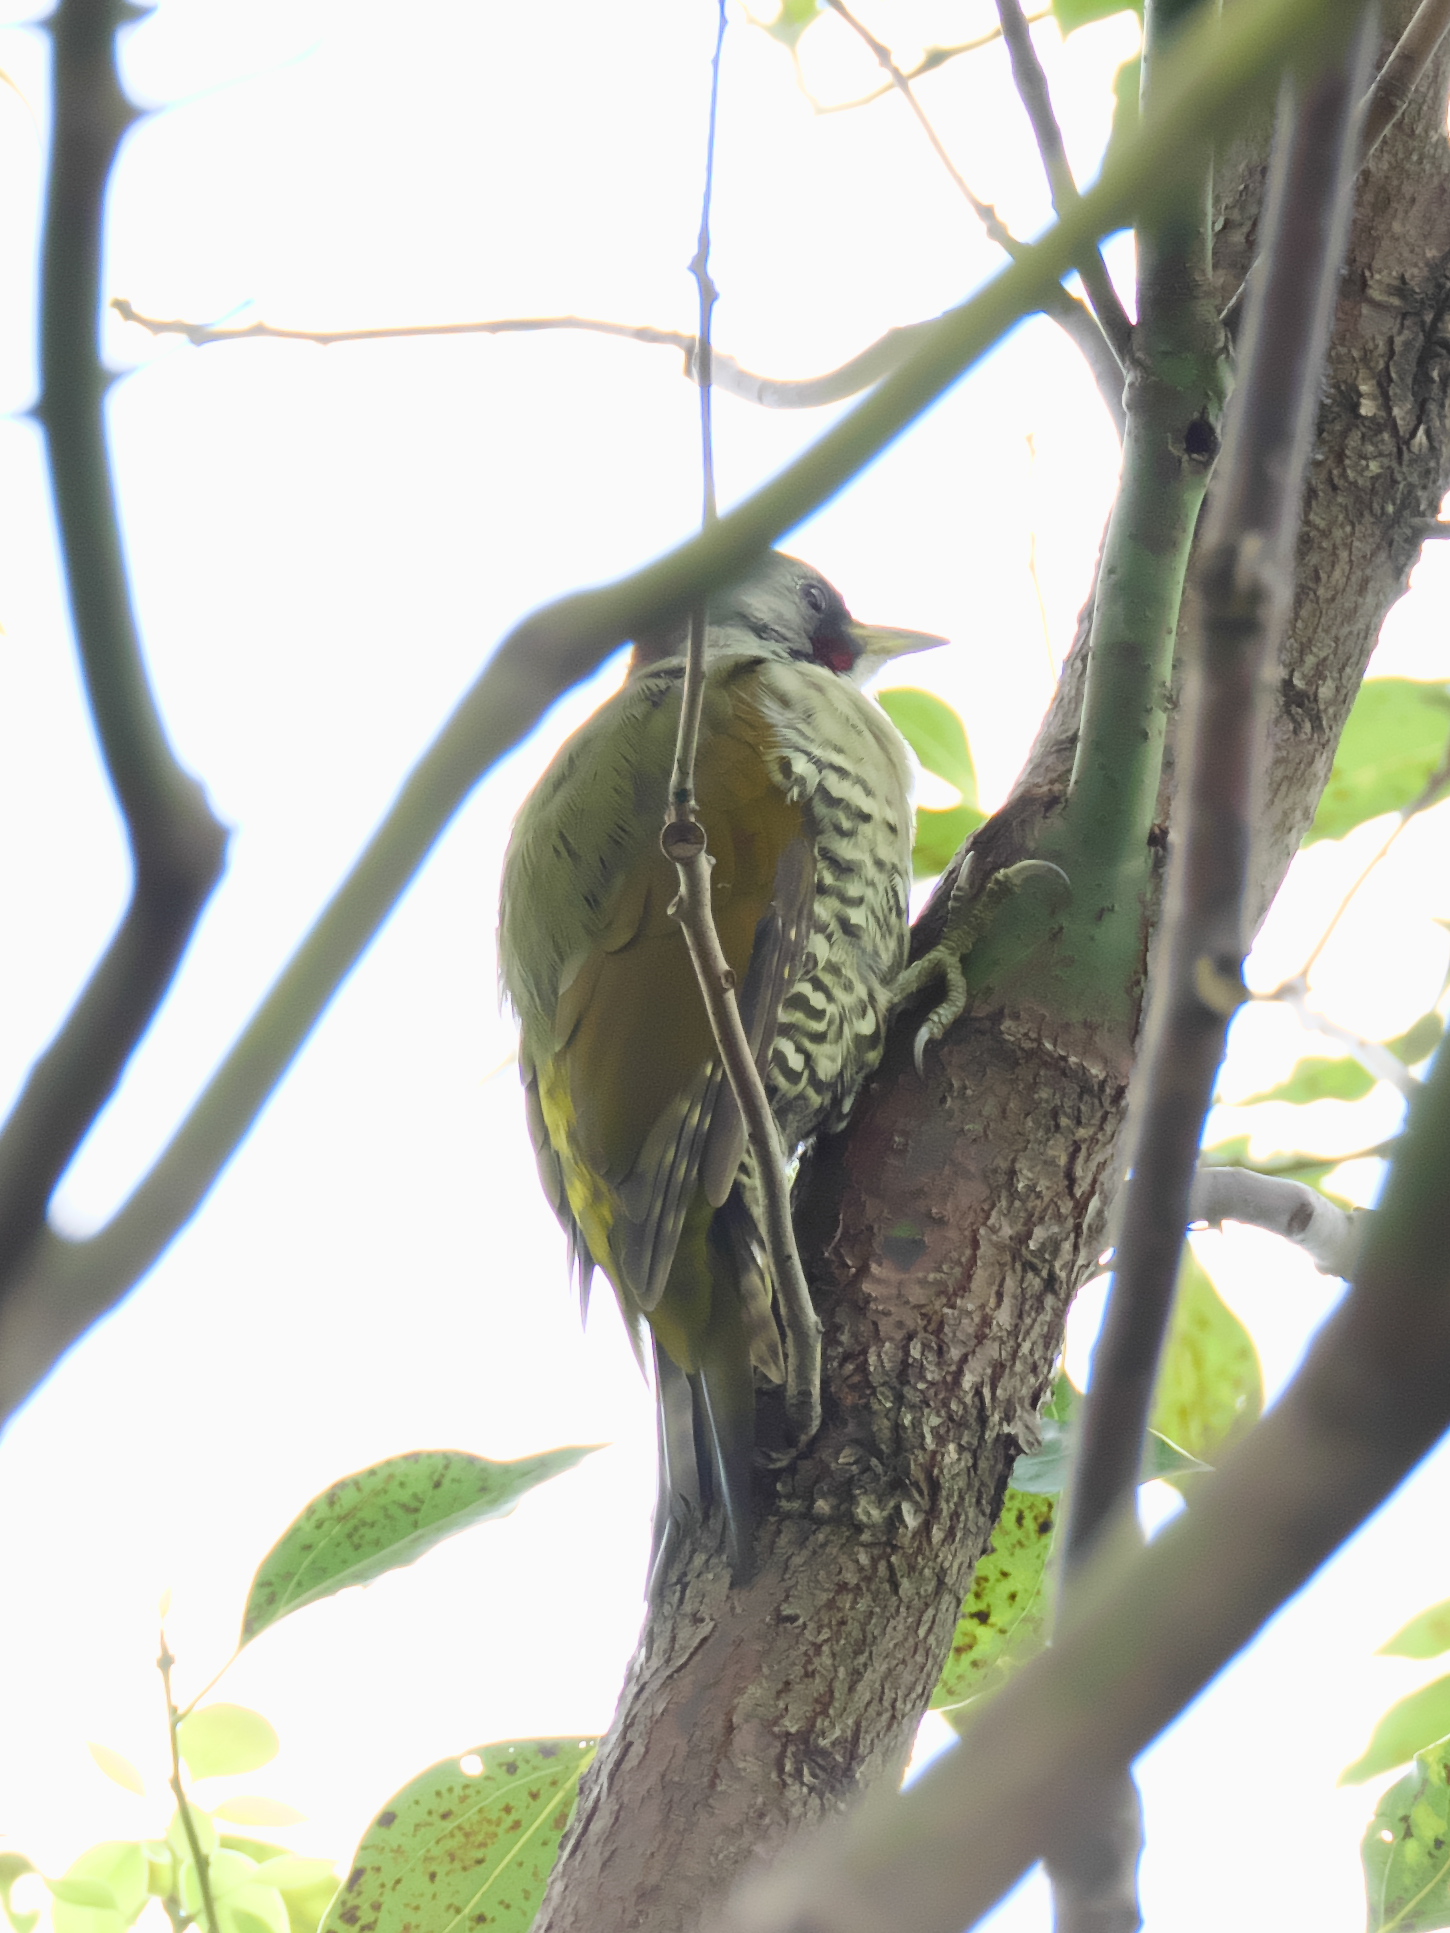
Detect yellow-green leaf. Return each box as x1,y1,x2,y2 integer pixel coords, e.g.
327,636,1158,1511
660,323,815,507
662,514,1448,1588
320,1739,596,1933
877,688,978,799
87,1744,146,1798
241,1448,597,1645
212,1799,307,1829
178,1706,280,1780
1152,1249,1263,1480
1307,678,1450,843
1241,1055,1375,1106
218,1845,337,1933
1383,1600,1450,1661
1343,1677,1450,1786
180,1853,289,1933
911,803,986,880
49,1844,148,1933
0,1855,38,1933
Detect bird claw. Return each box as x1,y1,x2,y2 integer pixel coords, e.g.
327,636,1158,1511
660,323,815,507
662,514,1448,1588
892,857,1071,1073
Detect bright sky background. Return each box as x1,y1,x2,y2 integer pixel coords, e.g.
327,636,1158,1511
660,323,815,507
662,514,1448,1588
2,2,1450,1928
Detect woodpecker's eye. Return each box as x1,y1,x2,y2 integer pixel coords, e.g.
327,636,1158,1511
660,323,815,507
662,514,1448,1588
801,582,828,617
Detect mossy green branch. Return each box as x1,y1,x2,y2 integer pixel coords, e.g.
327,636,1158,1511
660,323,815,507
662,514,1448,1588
969,0,1230,1038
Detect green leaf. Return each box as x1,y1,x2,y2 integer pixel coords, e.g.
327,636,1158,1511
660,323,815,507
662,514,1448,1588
1384,1600,1450,1661
167,1807,219,1866
911,803,986,879
47,1884,118,1911
180,1852,289,1933
1390,1014,1445,1067
1241,1055,1376,1106
320,1739,596,1933
0,1855,39,1933
250,1861,337,1896
1343,1677,1450,1785
87,1743,146,1797
213,1799,308,1829
762,0,820,48
1363,1740,1450,1929
1053,0,1142,35
1151,1249,1264,1479
877,689,979,800
932,1490,1055,1716
1307,678,1450,844
219,1846,338,1933
178,1705,281,1780
49,1844,149,1933
241,1447,598,1644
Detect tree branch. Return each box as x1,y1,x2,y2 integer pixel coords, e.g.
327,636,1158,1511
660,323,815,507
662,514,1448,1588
0,1,229,1293
808,14,1051,114
0,0,1342,1429
825,0,1128,421
719,1013,1450,1933
993,0,1136,362
1059,0,1370,1577
1362,0,1450,154
111,295,1126,433
1189,1165,1367,1275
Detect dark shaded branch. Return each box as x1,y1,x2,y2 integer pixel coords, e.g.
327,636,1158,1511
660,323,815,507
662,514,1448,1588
0,0,1339,1428
720,1016,1450,1933
0,1,228,1292
1058,7,1371,1581
1362,0,1450,153
1189,1166,1367,1275
993,0,1136,361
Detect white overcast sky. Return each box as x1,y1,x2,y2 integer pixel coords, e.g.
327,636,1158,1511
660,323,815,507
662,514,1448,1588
2,3,1450,1928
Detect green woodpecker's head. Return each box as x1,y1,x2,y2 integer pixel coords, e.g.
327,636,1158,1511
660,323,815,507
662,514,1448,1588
630,551,946,683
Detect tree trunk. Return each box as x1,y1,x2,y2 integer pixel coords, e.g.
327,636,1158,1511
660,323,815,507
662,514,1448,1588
537,22,1450,1930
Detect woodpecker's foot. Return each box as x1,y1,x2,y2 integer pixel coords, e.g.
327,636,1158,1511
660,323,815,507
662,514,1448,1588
891,856,1071,1072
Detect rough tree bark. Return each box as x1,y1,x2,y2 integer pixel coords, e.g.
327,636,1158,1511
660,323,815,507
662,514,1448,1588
535,16,1450,1929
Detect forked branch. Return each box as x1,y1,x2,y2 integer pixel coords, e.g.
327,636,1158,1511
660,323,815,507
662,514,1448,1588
0,0,227,1295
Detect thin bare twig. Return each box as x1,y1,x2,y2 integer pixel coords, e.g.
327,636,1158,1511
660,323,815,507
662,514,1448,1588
664,0,824,1446
719,1008,1450,1933
0,3,228,1293
113,294,1126,427
1189,1165,1367,1275
1361,0,1450,157
808,14,1052,113
0,0,1326,1428
993,0,1135,361
824,0,1127,421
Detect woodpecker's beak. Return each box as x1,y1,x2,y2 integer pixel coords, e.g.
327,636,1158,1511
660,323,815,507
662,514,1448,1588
847,621,949,680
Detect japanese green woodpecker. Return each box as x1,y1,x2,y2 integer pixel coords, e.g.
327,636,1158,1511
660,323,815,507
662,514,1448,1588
498,552,941,1576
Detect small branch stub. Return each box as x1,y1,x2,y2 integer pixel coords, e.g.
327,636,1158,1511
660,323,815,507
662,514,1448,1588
662,820,708,862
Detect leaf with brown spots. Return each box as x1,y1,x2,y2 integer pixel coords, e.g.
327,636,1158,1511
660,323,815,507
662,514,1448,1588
241,1449,598,1644
931,1489,1056,1719
1363,1740,1450,1930
320,1740,596,1933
